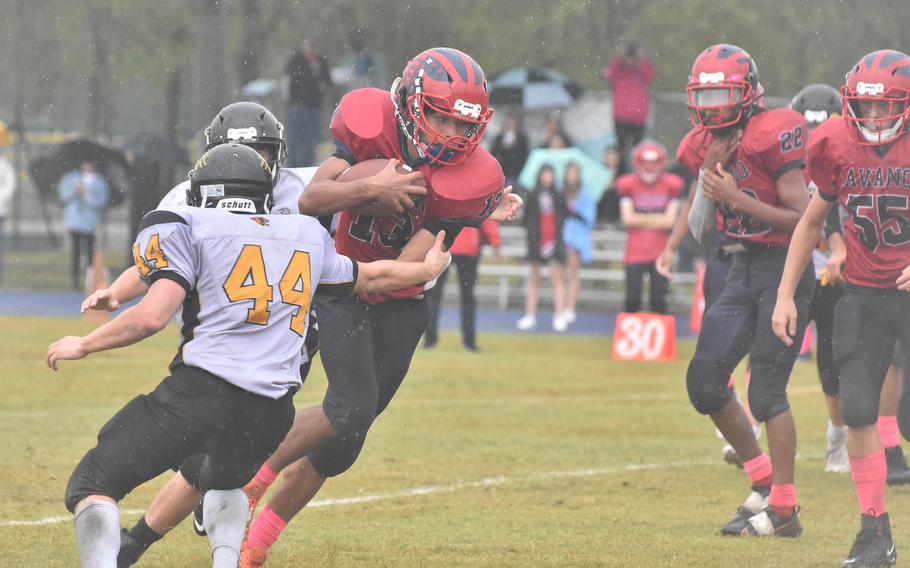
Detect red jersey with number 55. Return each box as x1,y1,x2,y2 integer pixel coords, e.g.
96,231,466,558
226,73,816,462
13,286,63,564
677,108,808,247
809,117,910,288
330,88,505,303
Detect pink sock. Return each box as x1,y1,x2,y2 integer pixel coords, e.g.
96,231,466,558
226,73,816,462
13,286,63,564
246,505,288,550
850,449,887,517
878,416,900,449
743,454,773,487
770,484,797,517
253,463,279,487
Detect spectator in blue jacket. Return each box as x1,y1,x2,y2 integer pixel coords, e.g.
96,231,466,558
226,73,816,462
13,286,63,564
561,161,596,325
57,161,109,289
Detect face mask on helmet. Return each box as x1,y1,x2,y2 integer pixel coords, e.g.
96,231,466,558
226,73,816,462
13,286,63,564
632,143,667,185
686,44,759,132
391,48,494,166
688,85,751,129
842,50,910,145
204,103,286,179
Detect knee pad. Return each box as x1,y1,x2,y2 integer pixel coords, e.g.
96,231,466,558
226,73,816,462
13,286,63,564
64,451,119,513
818,365,839,398
746,370,790,423
686,357,733,415
323,390,378,438
308,432,367,478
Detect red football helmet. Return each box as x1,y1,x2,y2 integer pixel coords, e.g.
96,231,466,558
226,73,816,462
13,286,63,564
632,140,668,185
686,44,761,131
392,47,494,166
842,50,910,145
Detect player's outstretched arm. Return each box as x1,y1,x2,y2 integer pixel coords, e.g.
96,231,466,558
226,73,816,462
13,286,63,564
488,185,523,222
299,157,426,216
353,231,451,295
81,266,149,313
48,279,186,371
771,192,833,346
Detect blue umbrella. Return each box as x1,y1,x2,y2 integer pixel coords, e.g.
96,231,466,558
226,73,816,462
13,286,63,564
517,147,614,201
489,67,583,110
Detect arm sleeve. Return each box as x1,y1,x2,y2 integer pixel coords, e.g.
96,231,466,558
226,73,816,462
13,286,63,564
687,169,716,245
422,217,469,248
133,210,196,292
315,227,356,297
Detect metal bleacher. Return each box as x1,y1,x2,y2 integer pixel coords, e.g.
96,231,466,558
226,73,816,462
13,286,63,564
456,225,696,312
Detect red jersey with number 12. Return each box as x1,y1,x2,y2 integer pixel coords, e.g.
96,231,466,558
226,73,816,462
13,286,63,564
809,117,910,288
677,108,808,247
330,88,505,303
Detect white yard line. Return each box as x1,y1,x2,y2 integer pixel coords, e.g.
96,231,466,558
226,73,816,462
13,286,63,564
1,453,825,528
0,459,712,527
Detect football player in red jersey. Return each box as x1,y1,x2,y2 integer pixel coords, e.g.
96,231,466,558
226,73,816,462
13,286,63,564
773,49,910,567
618,140,683,314
679,44,813,538
230,47,520,567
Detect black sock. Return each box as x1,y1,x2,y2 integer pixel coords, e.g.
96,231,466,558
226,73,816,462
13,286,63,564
128,516,163,549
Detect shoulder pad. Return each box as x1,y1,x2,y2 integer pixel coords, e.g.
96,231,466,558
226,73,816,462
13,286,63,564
426,147,504,203
748,108,807,152
330,88,396,148
138,208,189,233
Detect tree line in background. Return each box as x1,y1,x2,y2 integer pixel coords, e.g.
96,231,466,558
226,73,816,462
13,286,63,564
0,0,908,144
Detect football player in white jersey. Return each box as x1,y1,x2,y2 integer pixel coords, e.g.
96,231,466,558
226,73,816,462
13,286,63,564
47,144,451,568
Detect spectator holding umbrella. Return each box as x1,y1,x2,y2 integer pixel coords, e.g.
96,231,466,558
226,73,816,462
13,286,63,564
605,43,655,173
517,164,569,332
490,111,530,189
57,161,109,290
424,219,502,352
561,161,597,325
618,141,682,314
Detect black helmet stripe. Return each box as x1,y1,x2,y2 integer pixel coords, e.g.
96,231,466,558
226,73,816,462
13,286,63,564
434,47,469,82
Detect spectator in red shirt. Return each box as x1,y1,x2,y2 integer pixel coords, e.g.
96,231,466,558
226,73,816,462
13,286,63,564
424,219,502,352
605,43,655,173
618,140,683,314
517,165,568,332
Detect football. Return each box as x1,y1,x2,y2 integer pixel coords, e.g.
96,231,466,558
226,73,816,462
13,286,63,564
336,159,426,216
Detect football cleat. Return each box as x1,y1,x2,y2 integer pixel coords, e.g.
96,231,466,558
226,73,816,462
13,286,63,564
240,541,269,568
117,528,148,568
739,506,802,537
826,443,851,473
843,513,896,567
516,315,536,331
885,446,910,486
244,478,268,519
193,503,206,537
720,485,769,535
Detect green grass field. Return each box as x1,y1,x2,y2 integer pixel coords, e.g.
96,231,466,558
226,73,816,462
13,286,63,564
2,315,909,567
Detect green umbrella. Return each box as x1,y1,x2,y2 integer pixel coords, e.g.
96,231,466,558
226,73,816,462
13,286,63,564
517,147,614,200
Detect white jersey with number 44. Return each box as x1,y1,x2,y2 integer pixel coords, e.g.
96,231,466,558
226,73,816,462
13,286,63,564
133,206,355,398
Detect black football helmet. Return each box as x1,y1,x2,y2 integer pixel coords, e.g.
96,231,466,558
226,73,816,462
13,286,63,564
789,83,842,128
188,144,274,214
204,101,286,178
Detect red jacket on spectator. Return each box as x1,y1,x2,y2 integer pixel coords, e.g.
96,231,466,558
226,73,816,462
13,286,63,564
605,56,655,125
449,219,501,257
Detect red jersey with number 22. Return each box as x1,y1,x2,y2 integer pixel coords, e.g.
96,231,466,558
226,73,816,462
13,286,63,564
677,108,808,247
330,88,505,303
809,117,910,288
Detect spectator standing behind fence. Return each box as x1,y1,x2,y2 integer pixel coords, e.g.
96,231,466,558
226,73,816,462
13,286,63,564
424,219,501,352
605,43,655,173
57,161,109,290
597,145,622,224
561,162,596,326
490,112,530,189
0,124,15,285
285,38,333,166
517,165,568,332
618,141,682,314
